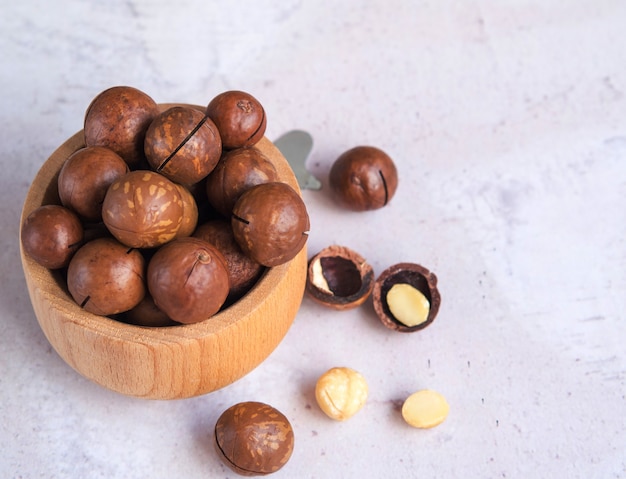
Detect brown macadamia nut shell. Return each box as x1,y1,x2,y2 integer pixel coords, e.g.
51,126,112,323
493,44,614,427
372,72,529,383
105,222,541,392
231,182,309,267
215,401,294,476
147,237,230,324
329,145,398,211
21,205,84,269
84,86,159,168
67,237,146,316
372,262,441,332
306,245,374,310
58,146,129,222
144,106,222,185
102,170,184,248
193,219,263,303
173,184,199,239
206,90,266,149
205,146,279,217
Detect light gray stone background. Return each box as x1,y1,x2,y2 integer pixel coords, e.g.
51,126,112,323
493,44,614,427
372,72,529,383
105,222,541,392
1,1,625,477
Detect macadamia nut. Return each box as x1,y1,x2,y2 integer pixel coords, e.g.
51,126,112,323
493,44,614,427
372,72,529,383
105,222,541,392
315,367,368,421
401,389,449,429
386,283,431,327
215,401,294,475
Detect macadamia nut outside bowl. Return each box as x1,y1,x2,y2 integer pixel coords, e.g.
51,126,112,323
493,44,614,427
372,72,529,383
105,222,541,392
19,104,307,400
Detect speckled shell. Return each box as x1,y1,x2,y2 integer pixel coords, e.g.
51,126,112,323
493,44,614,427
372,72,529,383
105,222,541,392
215,401,294,476
102,170,184,248
144,106,222,185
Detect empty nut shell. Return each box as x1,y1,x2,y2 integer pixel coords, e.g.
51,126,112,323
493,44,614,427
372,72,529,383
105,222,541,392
215,401,294,476
372,262,441,332
306,245,374,310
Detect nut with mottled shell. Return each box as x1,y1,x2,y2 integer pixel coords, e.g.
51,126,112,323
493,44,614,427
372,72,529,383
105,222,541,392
102,170,184,248
144,106,222,185
215,401,294,476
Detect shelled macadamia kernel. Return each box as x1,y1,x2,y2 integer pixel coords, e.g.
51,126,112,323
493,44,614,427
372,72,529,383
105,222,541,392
315,367,368,421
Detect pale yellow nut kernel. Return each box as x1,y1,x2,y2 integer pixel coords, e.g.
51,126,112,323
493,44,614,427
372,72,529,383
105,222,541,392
386,283,430,327
401,389,449,428
315,367,368,421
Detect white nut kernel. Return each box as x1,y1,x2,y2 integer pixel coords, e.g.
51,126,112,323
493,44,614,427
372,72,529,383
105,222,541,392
401,389,449,428
315,367,368,421
386,283,430,327
310,257,332,294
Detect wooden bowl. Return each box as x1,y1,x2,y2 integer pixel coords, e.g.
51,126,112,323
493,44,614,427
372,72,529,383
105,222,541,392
19,105,307,400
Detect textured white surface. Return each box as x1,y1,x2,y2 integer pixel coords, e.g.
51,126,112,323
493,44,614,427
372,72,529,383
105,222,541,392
1,1,625,477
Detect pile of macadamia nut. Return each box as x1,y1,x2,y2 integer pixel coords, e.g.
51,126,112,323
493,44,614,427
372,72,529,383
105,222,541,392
21,86,309,326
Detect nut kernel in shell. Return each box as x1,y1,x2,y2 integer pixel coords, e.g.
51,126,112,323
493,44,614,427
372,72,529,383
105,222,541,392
373,262,441,333
315,367,368,421
215,401,294,476
386,283,430,327
401,389,449,429
306,245,374,310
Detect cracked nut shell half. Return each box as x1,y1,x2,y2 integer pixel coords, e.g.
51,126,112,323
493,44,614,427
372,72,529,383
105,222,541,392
306,245,374,310
372,262,441,332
